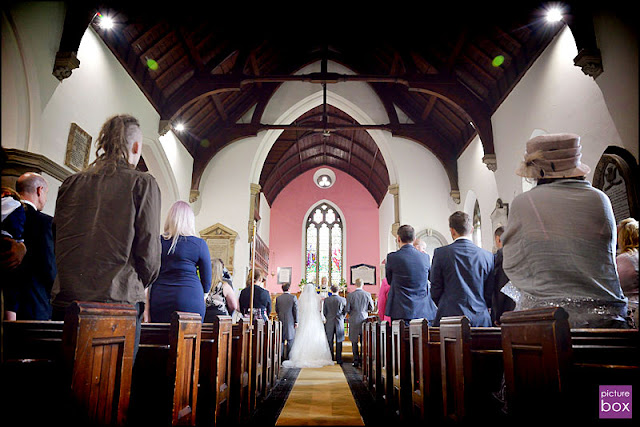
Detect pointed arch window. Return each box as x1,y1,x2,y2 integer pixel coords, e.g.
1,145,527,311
305,203,343,286
473,200,482,248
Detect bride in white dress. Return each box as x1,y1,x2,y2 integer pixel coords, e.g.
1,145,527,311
282,283,334,368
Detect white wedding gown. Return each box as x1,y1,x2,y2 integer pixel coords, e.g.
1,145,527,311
282,284,334,368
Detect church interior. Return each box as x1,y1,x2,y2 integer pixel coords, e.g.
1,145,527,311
1,1,638,426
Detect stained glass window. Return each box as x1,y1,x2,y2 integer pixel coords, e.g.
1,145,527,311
305,203,343,287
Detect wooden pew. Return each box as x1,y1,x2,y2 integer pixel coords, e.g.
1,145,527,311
439,316,472,422
439,317,505,422
501,307,640,421
378,321,393,411
391,320,411,419
408,319,442,423
63,302,139,426
263,319,274,396
197,315,233,427
362,319,372,388
130,312,202,426
370,321,381,398
271,320,282,386
230,318,251,424
250,318,265,411
2,302,138,426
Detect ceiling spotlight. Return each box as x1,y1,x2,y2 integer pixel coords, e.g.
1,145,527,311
98,14,114,30
174,123,185,132
545,8,563,23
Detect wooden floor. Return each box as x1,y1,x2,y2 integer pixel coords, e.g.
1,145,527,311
276,340,363,426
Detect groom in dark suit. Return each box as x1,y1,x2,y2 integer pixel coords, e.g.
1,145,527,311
323,285,347,364
430,211,495,326
385,224,437,323
275,282,298,360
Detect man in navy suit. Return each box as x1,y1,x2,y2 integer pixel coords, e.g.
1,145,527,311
10,172,56,320
385,224,437,323
430,211,494,326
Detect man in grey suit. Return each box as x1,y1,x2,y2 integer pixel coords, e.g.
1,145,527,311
346,278,374,368
275,282,298,360
323,285,347,364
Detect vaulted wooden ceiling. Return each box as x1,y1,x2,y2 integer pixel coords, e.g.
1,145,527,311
55,1,601,204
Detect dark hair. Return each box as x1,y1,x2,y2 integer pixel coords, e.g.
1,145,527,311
494,226,505,238
397,224,415,243
449,211,473,236
282,282,291,292
330,285,339,293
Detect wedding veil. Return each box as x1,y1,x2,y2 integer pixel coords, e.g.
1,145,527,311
282,284,334,368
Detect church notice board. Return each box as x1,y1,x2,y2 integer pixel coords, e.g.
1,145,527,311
350,264,376,285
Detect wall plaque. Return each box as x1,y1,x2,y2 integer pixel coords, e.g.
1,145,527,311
593,153,638,223
64,123,92,172
199,223,238,275
350,263,376,285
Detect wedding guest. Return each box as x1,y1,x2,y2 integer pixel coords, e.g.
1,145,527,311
385,224,437,323
239,268,272,322
204,258,239,322
323,285,347,364
616,217,638,326
430,211,494,326
502,133,628,328
1,187,25,242
148,200,211,323
1,186,26,321
377,276,391,322
491,226,515,325
346,278,374,368
52,114,161,358
10,172,56,320
275,282,298,360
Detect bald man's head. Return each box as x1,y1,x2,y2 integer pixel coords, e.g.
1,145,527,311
16,172,49,211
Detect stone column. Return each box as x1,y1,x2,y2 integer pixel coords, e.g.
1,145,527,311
388,184,400,237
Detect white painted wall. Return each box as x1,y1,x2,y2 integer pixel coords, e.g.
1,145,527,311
390,137,455,245
457,136,499,249
491,26,628,205
378,191,395,260
195,135,263,289
2,3,192,221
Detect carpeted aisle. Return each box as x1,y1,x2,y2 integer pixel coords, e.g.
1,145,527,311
275,364,364,426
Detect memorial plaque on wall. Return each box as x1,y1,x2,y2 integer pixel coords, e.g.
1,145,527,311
350,263,376,285
593,153,637,223
200,223,238,275
64,123,92,172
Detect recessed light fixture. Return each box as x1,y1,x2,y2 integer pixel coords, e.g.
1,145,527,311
174,123,185,132
317,175,332,187
313,168,336,189
545,7,563,23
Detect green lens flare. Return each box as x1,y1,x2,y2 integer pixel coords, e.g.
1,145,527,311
147,59,159,70
492,55,505,67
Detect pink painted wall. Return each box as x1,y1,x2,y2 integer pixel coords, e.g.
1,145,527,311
266,167,380,296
